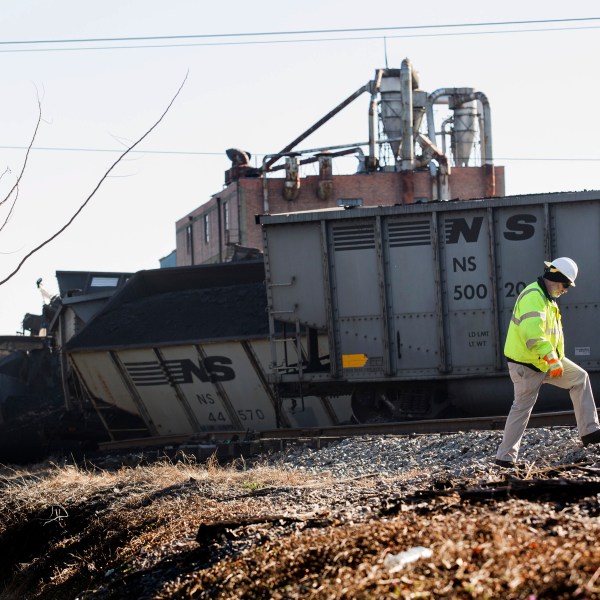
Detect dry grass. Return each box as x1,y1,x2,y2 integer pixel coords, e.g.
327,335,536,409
0,454,312,599
0,455,598,599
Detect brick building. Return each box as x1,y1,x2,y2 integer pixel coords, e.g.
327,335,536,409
175,163,505,266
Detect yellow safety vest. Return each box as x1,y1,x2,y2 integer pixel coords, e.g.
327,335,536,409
504,278,564,372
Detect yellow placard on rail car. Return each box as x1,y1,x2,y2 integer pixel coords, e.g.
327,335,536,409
342,353,368,368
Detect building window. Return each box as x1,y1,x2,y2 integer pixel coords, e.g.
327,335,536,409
204,214,210,243
336,197,363,207
223,202,229,230
186,224,193,254
90,276,119,288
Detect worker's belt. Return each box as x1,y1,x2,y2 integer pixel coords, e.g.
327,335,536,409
505,358,542,373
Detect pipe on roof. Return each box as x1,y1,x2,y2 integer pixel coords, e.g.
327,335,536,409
368,69,384,171
262,83,371,172
400,59,415,171
416,133,450,201
427,87,494,168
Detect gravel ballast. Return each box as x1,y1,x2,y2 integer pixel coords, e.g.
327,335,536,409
268,426,600,480
2,426,600,599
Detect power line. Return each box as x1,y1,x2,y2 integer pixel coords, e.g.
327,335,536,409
0,145,222,156
0,16,599,47
0,145,599,162
2,25,599,54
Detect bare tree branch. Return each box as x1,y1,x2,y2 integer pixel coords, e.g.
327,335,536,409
0,73,188,287
0,185,20,231
0,98,42,222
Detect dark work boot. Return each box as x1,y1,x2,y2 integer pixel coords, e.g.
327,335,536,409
581,430,600,447
495,459,526,469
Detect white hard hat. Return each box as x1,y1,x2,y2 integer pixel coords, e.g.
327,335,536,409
544,257,578,286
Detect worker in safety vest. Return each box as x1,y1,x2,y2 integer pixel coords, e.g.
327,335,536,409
495,257,600,468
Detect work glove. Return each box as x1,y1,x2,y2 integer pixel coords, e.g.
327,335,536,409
543,352,564,378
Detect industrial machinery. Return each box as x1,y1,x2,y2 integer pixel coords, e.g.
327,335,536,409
257,57,497,205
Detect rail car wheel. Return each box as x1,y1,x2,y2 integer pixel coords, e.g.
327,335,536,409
351,388,396,423
351,384,449,423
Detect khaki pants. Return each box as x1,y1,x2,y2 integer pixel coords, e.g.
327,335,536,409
496,358,600,462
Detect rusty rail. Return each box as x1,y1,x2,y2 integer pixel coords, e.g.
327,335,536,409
97,410,577,455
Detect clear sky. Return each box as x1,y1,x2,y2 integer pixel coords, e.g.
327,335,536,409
0,0,599,334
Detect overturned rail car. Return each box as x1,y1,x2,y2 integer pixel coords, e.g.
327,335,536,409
0,271,134,463
64,261,352,443
258,190,600,422
0,336,64,463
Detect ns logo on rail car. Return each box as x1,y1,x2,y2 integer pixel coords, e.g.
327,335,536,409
444,214,536,244
124,356,235,387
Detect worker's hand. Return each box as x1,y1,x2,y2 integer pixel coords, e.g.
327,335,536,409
544,352,564,378
548,360,564,377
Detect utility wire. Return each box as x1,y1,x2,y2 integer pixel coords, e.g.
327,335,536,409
0,17,600,45
0,145,598,162
1,17,599,46
0,25,598,53
0,145,222,156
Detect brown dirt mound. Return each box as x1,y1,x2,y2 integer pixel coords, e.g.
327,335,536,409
0,457,598,599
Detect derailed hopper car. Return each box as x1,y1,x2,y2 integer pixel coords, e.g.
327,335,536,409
258,190,600,422
65,261,352,443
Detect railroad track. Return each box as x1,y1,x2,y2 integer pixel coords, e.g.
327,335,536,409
95,410,578,461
